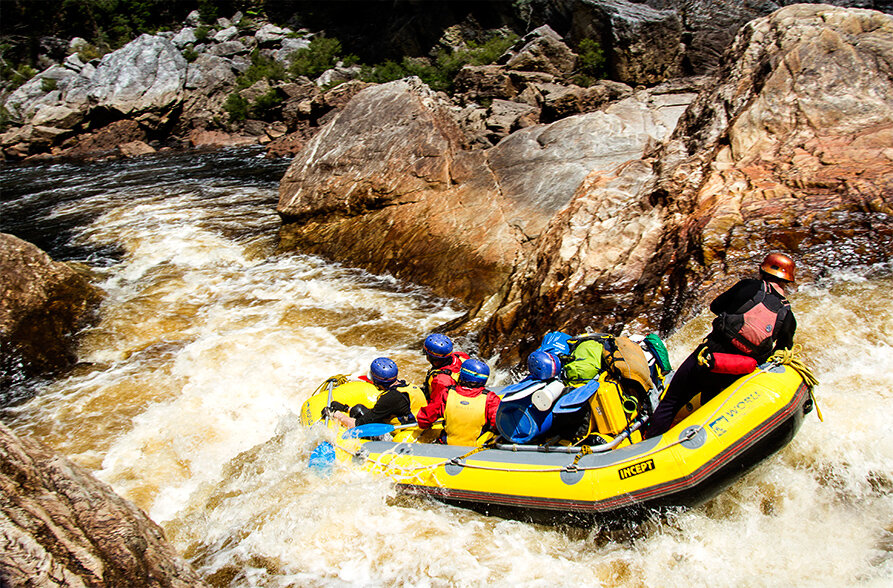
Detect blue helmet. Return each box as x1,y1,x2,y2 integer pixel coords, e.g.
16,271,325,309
369,357,398,387
458,358,489,387
423,334,453,362
528,350,561,380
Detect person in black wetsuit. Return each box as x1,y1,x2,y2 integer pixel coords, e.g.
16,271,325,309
644,253,798,438
327,357,422,428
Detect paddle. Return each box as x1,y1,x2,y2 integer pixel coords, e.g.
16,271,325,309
552,378,600,413
323,379,336,424
343,419,443,439
310,379,339,472
308,441,336,470
491,376,534,397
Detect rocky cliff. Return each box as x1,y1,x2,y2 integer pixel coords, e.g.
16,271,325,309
277,4,893,364
5,1,889,162
479,4,893,361
277,74,689,304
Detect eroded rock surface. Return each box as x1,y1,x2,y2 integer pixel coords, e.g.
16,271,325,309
0,422,207,587
277,77,683,303
478,5,893,362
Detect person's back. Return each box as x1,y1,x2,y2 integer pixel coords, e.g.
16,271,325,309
707,276,795,363
418,357,500,445
417,334,470,427
645,253,798,438
443,383,491,446
421,333,469,401
328,357,423,428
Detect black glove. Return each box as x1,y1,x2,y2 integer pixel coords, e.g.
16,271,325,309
323,401,349,417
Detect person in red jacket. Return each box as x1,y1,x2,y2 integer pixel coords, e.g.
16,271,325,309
645,253,798,438
417,358,500,445
420,333,469,403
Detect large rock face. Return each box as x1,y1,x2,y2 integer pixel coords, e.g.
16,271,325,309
0,422,208,587
277,78,518,303
86,34,187,115
4,35,187,127
478,5,893,362
570,0,686,85
0,233,102,394
645,3,893,319
277,77,683,304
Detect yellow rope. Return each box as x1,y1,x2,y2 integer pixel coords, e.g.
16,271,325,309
768,345,822,421
312,374,350,397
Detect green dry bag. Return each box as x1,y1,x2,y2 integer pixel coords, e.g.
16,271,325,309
644,333,672,374
563,339,605,385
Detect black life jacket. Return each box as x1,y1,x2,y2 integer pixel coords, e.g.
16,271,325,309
717,281,790,359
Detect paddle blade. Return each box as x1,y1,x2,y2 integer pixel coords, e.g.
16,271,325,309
553,379,600,413
501,380,547,403
343,422,395,439
308,442,336,471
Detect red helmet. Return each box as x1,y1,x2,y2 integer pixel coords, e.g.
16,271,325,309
760,252,795,282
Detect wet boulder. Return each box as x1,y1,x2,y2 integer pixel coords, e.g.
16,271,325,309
277,76,681,304
662,0,784,75
500,25,577,77
3,65,81,123
649,4,893,306
0,233,102,392
0,422,208,587
569,0,685,86
453,64,521,103
486,96,680,240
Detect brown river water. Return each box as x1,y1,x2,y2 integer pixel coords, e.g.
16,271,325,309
1,149,891,587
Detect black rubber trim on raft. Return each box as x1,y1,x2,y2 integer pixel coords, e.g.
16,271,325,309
399,382,810,514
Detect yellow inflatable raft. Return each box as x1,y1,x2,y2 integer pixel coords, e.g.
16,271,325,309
300,359,816,520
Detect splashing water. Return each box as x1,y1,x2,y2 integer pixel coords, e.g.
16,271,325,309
1,151,890,587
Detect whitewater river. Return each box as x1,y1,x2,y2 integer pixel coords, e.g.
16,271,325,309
1,149,891,587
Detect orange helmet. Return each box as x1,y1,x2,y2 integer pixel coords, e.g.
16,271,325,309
760,252,795,282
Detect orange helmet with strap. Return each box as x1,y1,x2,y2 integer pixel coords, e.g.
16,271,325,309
760,252,795,282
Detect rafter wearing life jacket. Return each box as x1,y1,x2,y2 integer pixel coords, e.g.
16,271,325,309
423,352,469,399
716,279,791,361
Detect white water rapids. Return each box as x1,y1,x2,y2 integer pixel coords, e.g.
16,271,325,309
1,150,891,587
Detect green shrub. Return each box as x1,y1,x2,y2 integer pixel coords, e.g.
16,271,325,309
0,106,11,132
573,38,606,85
461,34,518,66
77,43,106,62
236,49,287,89
358,33,518,93
223,92,249,122
197,1,218,24
41,77,58,92
223,88,285,123
3,64,38,91
182,47,199,62
194,25,211,42
289,37,356,79
251,88,284,120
